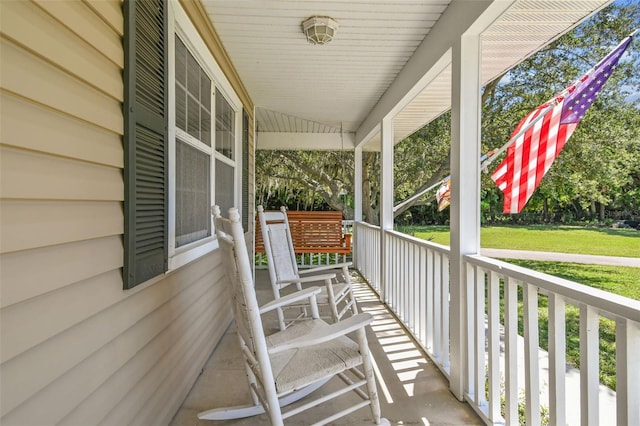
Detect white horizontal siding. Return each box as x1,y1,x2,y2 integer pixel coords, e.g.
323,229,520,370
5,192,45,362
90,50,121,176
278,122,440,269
0,236,123,309
1,38,122,134
1,93,123,168
0,146,123,201
0,200,123,254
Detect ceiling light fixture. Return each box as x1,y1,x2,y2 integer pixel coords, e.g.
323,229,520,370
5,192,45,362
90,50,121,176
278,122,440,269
302,16,339,45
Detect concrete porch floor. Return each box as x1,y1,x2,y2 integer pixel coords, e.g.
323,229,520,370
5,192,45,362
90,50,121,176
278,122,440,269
170,269,483,426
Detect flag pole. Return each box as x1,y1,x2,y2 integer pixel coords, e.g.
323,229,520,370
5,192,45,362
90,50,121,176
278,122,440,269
480,31,636,173
393,178,447,213
393,150,495,212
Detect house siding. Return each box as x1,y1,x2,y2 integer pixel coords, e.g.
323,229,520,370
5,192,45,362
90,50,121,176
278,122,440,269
0,0,250,424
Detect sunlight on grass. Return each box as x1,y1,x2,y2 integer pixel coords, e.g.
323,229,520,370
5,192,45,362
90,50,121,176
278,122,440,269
405,225,640,258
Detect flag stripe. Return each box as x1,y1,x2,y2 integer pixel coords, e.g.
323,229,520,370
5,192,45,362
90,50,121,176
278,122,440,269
491,35,633,214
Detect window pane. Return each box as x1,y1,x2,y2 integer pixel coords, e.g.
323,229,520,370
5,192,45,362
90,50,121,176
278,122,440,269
201,72,211,110
175,37,187,131
187,53,199,99
175,35,211,146
201,105,211,146
175,84,186,130
201,75,211,146
175,37,186,75
176,141,211,247
215,159,234,217
187,95,200,139
215,88,234,159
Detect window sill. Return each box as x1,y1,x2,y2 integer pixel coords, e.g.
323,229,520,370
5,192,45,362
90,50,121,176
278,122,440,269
168,237,219,271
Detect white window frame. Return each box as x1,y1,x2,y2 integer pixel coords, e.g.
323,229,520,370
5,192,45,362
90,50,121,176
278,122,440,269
168,0,242,270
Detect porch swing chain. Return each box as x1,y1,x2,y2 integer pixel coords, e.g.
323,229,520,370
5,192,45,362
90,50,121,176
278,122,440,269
340,123,348,219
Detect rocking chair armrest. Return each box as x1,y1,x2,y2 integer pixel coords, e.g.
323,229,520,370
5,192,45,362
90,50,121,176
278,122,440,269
297,262,353,275
275,272,336,286
259,286,322,314
268,313,374,354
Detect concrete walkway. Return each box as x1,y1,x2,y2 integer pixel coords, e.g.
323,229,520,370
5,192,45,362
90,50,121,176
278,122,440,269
481,248,640,267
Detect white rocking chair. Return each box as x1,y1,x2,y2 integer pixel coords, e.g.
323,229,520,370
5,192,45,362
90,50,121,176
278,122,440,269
200,206,387,425
257,205,357,330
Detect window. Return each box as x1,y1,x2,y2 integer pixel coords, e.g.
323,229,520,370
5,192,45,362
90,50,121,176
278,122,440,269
124,0,245,287
215,88,235,159
174,36,212,248
214,88,236,217
169,17,242,269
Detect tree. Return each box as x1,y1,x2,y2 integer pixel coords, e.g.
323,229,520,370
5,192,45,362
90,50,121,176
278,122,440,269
256,149,354,214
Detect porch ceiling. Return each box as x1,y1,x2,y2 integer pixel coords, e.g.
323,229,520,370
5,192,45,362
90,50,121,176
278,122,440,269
201,0,611,151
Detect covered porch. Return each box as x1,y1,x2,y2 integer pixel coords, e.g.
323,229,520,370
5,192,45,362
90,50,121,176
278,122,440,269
174,0,640,425
2,0,638,424
177,1,639,424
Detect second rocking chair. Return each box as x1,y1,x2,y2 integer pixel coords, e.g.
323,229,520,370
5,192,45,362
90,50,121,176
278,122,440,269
257,205,358,330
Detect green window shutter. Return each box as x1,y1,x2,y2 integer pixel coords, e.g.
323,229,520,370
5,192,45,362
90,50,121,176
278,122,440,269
123,0,168,289
242,109,250,229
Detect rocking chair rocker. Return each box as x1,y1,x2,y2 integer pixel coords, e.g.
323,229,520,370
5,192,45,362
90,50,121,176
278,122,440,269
199,206,387,425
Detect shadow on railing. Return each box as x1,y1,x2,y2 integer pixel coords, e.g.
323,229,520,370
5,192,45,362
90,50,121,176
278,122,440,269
352,221,640,426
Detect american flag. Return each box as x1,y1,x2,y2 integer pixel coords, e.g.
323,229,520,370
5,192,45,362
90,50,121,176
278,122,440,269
436,178,451,211
436,151,493,211
491,35,633,214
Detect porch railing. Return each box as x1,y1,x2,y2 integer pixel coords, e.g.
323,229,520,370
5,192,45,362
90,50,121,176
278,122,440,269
353,221,381,291
353,221,640,426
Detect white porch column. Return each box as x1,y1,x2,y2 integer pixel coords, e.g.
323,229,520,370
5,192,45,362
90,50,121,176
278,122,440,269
354,146,363,222
380,117,394,300
353,146,363,271
449,33,482,400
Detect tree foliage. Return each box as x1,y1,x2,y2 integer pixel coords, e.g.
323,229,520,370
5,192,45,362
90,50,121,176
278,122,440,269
256,1,640,224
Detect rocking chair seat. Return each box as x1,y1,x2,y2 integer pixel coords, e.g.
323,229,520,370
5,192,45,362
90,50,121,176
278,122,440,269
267,319,363,394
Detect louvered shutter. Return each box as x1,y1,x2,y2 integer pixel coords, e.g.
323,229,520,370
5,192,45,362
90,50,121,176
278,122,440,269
123,0,168,289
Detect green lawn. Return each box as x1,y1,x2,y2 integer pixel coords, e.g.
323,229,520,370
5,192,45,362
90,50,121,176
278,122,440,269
504,260,640,390
506,259,640,300
404,225,640,258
